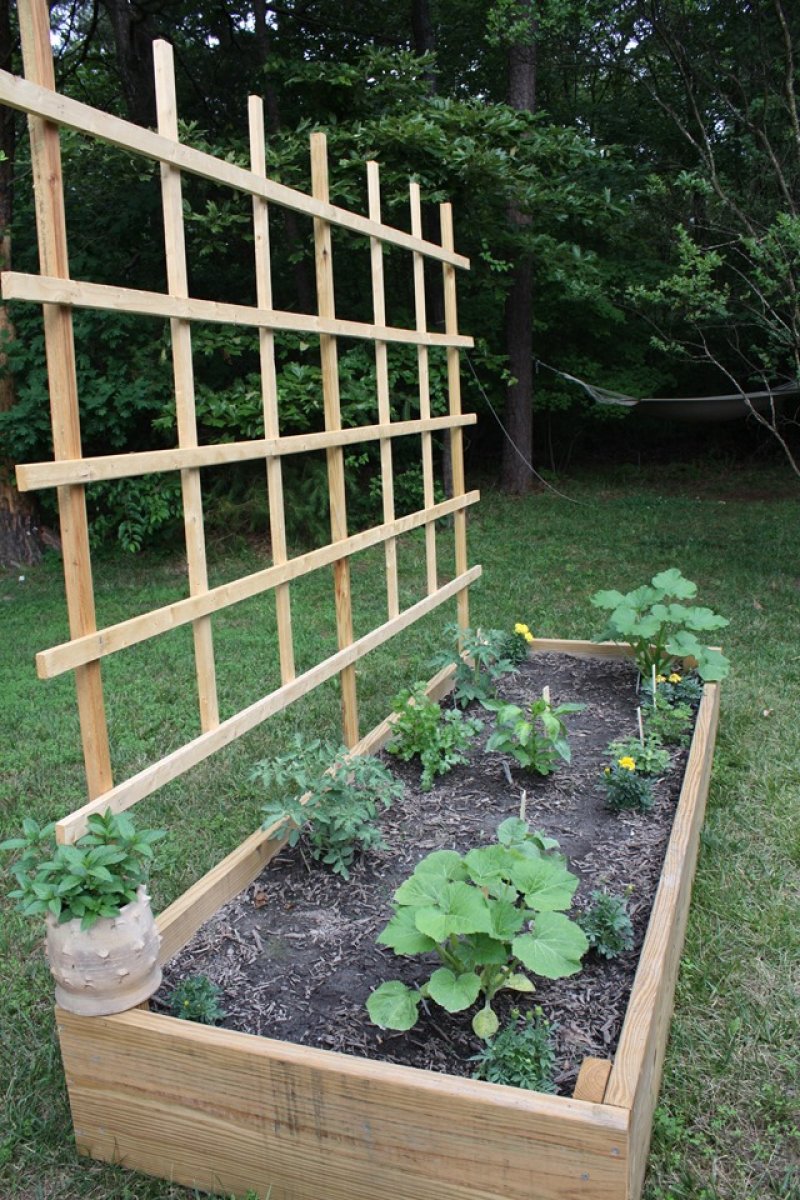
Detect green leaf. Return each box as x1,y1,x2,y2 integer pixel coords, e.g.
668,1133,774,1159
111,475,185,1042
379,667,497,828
590,588,626,609
366,981,420,1031
464,844,510,886
486,897,525,940
458,933,508,967
509,856,578,911
682,606,729,632
414,881,492,942
413,849,468,881
378,908,437,956
513,912,588,979
692,645,730,682
504,972,536,993
496,817,529,846
394,870,450,908
651,568,697,599
427,967,481,1012
472,1005,500,1040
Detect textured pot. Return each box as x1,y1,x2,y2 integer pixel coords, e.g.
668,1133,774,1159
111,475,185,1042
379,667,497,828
46,885,162,1016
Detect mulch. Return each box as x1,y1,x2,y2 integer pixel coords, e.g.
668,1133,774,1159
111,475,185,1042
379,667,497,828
155,652,694,1095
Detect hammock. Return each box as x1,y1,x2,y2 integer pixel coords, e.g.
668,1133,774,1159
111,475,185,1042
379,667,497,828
541,364,800,423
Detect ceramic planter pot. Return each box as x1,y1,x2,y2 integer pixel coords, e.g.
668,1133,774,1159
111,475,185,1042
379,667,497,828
46,885,162,1016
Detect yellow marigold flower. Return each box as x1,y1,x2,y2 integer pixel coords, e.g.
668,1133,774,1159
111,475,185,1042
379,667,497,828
655,674,667,684
514,622,530,636
668,672,682,683
618,756,637,772
524,630,534,643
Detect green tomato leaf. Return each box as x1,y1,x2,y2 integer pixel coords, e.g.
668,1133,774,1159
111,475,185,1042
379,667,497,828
427,967,481,1012
513,912,588,979
366,981,420,1031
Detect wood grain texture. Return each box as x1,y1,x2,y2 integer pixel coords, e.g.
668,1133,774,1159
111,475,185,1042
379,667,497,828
574,1058,613,1104
57,1007,628,1200
54,566,481,843
17,0,113,799
409,181,438,596
2,271,474,349
440,201,470,632
0,69,469,268
605,682,720,1200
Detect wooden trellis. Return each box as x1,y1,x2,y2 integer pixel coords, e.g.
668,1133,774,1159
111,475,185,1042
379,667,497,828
4,0,480,848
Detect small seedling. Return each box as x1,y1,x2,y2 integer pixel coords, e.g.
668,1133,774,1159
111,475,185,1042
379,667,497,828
579,890,634,959
602,757,654,813
486,691,584,775
430,623,517,708
253,735,403,878
388,683,482,790
471,1007,556,1092
170,975,227,1025
366,818,587,1040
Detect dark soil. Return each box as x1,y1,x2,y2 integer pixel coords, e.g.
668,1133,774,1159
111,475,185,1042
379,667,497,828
156,653,694,1095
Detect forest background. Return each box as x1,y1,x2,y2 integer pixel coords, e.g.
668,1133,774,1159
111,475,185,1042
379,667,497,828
0,0,799,560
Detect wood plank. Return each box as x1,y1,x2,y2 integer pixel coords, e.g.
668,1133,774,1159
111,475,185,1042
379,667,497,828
36,491,480,679
605,682,721,1200
57,1007,628,1200
311,131,358,747
54,565,482,843
2,271,475,349
440,201,470,632
154,41,218,732
0,70,469,268
16,414,477,492
573,1058,613,1104
17,0,113,800
409,181,437,596
367,160,399,619
157,663,458,961
249,95,294,684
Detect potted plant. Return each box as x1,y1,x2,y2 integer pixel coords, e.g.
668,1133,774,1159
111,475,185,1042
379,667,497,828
1,809,165,1016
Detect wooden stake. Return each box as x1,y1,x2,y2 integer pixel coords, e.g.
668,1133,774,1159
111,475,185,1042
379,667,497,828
154,40,219,732
17,0,113,799
409,182,438,596
637,706,645,746
249,96,295,683
367,161,399,620
310,132,358,747
440,201,470,633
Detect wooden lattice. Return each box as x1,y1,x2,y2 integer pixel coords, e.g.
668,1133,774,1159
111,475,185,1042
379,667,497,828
3,0,479,846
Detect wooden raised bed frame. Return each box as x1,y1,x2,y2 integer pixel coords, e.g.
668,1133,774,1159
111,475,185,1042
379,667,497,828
57,640,719,1200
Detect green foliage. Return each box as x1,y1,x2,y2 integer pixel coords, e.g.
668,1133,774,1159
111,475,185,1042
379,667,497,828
642,671,704,709
471,1006,557,1092
366,820,587,1040
499,623,535,666
644,694,694,748
252,736,403,879
431,623,516,708
591,569,730,682
169,975,227,1025
607,734,671,778
0,810,165,931
387,684,483,790
485,693,584,774
579,890,634,960
602,759,654,814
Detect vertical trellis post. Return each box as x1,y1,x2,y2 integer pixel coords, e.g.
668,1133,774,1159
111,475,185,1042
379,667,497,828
249,96,295,683
17,0,113,800
409,182,438,596
153,41,219,732
367,161,399,620
310,132,359,747
440,202,470,633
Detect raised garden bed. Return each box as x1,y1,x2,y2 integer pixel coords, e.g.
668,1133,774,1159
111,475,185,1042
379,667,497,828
55,637,720,1200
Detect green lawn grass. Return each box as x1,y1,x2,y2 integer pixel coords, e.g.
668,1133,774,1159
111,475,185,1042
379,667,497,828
1,462,798,1200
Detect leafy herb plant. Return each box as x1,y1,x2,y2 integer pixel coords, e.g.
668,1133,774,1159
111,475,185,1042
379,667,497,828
486,693,584,775
0,810,165,930
366,818,588,1040
170,975,227,1025
643,694,694,747
253,735,403,879
431,623,516,708
603,757,655,813
579,890,635,959
607,734,671,777
387,684,482,790
642,670,704,708
471,1007,556,1092
591,567,729,681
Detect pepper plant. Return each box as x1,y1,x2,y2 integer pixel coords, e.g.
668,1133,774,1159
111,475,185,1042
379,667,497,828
366,818,587,1039
485,692,584,774
590,568,729,681
430,623,516,708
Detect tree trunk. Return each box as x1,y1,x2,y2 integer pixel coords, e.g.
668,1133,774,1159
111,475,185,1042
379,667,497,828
0,0,45,567
501,1,537,493
101,0,156,127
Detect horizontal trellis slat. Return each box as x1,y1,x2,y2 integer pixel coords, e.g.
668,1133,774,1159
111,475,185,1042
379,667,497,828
54,565,482,844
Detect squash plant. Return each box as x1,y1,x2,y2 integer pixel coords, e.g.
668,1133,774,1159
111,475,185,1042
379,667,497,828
367,819,588,1039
